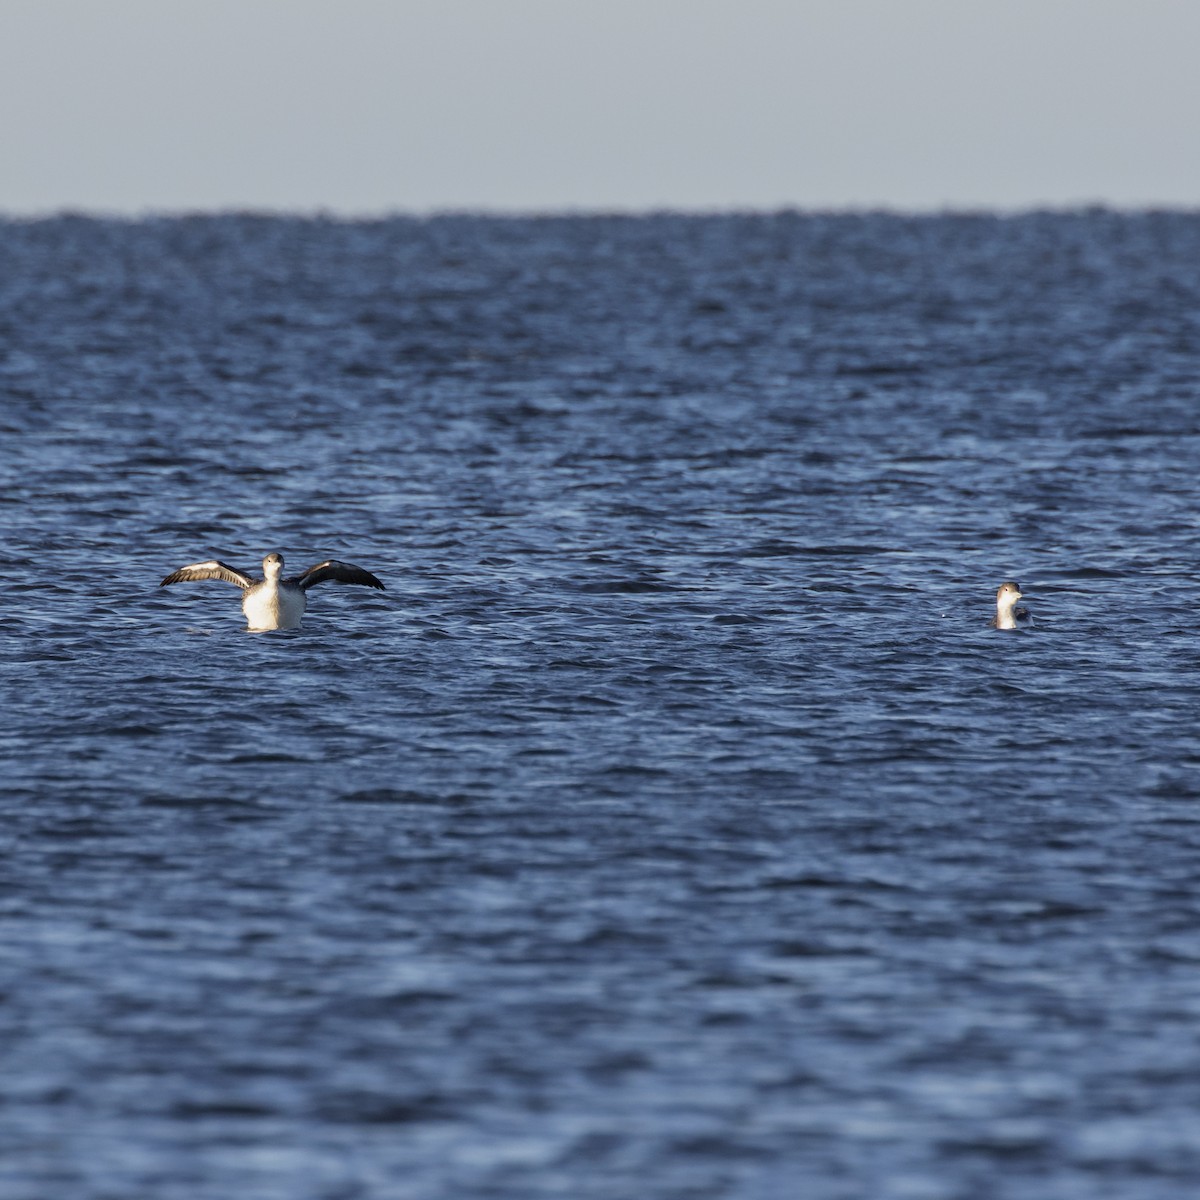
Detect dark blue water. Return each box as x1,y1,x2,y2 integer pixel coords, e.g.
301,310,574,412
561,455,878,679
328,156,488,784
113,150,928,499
4,210,1200,1199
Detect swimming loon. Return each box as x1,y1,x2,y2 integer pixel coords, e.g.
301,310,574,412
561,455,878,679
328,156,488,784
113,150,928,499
160,552,384,630
991,581,1032,630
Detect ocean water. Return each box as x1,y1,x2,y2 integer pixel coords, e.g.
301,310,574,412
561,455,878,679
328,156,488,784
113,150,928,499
3,210,1200,1199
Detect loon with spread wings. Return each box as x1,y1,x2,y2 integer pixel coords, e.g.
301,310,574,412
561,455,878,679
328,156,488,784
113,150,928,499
160,551,384,630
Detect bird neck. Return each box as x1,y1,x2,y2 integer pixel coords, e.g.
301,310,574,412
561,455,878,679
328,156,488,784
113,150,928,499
995,598,1019,629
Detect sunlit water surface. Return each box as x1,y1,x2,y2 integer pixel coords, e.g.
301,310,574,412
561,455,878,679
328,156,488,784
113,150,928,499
4,212,1200,1199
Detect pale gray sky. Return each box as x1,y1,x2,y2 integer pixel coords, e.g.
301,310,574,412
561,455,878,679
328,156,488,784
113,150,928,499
3,0,1199,214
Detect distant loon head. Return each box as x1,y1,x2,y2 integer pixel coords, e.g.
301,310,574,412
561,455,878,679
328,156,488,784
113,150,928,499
993,580,1031,630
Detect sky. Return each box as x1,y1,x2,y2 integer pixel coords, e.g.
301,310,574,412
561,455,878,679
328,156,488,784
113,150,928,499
3,0,1200,215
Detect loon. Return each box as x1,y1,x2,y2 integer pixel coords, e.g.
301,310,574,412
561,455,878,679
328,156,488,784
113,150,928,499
991,580,1032,630
160,552,384,631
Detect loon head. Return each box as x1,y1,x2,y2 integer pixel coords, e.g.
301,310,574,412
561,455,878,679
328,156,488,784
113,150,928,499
996,581,1022,610
263,552,285,580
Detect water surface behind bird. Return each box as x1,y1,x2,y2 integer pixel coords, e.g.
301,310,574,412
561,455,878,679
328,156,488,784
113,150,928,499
3,211,1200,1199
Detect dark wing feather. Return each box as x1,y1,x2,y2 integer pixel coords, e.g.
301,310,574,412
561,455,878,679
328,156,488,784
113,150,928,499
293,560,385,592
160,560,253,589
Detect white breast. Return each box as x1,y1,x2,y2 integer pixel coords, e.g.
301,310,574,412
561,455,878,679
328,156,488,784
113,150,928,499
242,582,307,631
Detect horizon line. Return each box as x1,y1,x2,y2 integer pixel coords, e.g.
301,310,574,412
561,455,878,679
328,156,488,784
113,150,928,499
2,200,1198,223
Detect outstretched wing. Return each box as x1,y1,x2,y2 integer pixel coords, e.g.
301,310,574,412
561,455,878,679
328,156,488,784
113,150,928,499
160,560,253,589
292,560,385,592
